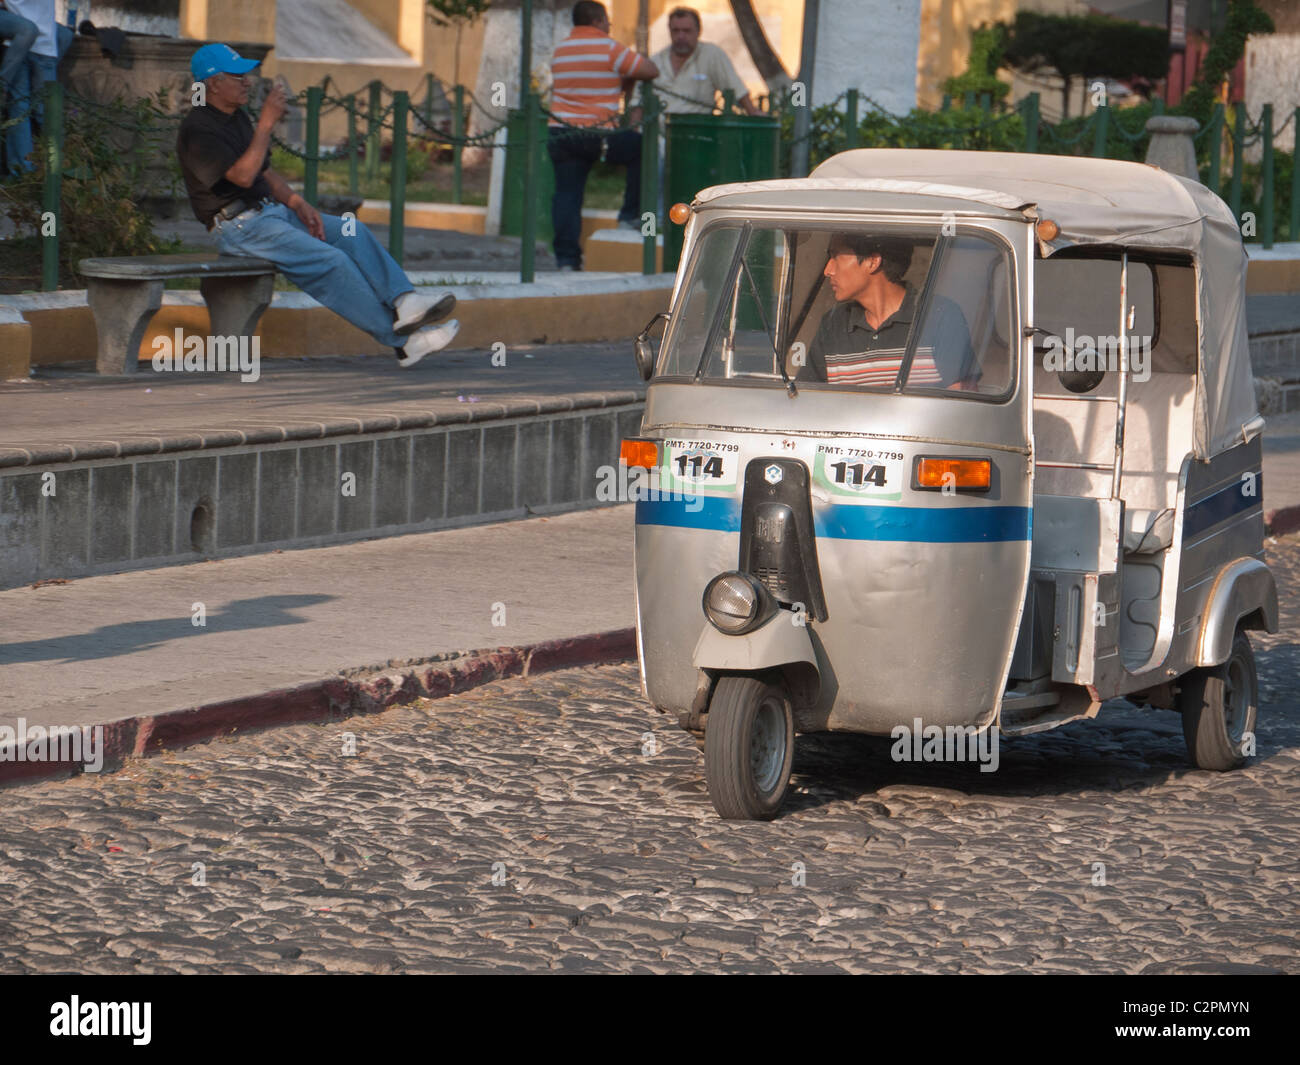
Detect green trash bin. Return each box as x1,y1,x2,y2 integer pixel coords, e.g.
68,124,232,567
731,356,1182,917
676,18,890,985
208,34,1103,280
501,108,555,241
663,113,779,271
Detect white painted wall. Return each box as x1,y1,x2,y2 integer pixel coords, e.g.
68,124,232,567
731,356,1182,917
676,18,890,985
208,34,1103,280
810,0,921,114
1246,34,1300,158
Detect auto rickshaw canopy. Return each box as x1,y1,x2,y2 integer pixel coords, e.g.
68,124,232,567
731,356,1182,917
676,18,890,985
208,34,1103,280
692,149,1260,459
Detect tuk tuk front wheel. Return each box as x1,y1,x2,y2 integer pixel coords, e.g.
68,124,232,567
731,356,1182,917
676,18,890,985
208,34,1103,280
704,676,794,821
1178,630,1257,772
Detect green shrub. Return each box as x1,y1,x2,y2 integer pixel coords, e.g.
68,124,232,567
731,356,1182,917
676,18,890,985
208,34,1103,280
0,93,180,288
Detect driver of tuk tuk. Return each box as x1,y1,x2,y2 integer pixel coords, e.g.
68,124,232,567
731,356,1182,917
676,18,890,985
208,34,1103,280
801,233,977,389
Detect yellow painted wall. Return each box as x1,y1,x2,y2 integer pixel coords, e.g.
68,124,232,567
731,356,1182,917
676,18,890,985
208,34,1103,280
917,0,1016,111
178,0,276,45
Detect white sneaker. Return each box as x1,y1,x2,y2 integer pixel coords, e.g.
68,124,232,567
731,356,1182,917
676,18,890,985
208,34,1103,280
396,319,460,367
393,289,456,335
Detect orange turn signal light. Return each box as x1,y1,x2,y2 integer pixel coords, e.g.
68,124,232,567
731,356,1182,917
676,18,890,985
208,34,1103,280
1035,218,1060,242
669,202,691,225
621,438,659,469
915,457,991,491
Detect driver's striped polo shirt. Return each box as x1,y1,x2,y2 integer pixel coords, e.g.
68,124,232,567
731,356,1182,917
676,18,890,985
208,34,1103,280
550,26,654,128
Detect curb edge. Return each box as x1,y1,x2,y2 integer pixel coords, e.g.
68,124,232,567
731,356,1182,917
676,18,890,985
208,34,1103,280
0,628,637,788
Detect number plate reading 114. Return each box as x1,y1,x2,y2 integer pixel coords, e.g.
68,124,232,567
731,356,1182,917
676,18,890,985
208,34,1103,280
661,440,738,492
813,447,903,502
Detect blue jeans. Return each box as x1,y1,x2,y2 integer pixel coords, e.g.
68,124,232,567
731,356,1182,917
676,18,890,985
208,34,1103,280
214,202,413,348
547,127,641,268
4,51,56,175
0,9,38,89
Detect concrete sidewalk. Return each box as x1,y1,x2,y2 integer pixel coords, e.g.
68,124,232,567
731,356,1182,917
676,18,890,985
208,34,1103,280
0,340,641,460
0,505,635,736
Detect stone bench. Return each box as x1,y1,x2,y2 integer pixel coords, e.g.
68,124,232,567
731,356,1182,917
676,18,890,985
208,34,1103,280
78,254,276,375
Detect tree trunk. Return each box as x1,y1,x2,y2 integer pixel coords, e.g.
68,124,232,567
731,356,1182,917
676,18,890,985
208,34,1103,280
728,0,791,92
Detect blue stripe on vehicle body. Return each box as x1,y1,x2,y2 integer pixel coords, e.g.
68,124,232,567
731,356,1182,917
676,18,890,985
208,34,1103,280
1182,473,1262,541
636,497,1031,543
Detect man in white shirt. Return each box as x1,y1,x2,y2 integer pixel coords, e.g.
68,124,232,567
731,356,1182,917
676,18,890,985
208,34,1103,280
2,0,57,174
651,6,759,116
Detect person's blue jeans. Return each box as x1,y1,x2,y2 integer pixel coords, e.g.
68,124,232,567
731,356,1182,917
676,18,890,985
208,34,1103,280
4,51,57,175
0,9,38,89
547,127,641,268
214,201,413,348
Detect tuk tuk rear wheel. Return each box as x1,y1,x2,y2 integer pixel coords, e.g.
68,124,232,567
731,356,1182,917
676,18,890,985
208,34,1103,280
1178,629,1257,772
704,676,794,821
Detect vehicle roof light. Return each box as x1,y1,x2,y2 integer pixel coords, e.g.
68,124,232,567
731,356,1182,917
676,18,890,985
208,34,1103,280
1036,218,1060,242
669,202,691,225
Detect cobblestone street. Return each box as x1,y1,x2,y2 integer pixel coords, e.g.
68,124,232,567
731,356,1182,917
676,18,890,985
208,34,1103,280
2,541,1298,975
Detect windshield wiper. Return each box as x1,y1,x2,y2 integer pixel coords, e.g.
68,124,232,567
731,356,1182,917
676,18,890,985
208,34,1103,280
739,257,797,397
694,224,750,382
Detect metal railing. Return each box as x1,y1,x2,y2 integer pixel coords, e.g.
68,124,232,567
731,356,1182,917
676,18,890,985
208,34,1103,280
14,75,1299,291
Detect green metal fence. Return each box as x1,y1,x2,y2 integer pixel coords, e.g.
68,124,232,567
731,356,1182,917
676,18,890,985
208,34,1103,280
15,75,1299,292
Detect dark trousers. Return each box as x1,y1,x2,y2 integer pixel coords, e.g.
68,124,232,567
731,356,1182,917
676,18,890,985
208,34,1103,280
547,127,641,268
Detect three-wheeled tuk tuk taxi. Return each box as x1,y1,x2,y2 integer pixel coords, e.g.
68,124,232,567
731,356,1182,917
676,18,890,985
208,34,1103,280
625,149,1278,820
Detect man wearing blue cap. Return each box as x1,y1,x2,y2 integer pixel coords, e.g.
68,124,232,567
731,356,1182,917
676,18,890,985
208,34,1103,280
177,44,458,367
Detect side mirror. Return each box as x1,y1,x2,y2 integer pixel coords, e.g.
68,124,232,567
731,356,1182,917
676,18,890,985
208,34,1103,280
1060,338,1105,393
633,311,669,381
1059,367,1106,394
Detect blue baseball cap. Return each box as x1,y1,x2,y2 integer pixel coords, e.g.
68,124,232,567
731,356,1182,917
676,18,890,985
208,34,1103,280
190,43,261,82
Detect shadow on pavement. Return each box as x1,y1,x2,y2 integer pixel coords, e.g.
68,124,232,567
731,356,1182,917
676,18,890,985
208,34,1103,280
0,593,334,664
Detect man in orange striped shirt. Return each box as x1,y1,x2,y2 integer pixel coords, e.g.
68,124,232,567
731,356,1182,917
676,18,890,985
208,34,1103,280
547,1,658,270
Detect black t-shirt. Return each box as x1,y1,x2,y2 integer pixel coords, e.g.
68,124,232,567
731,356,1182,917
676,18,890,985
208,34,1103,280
176,105,274,226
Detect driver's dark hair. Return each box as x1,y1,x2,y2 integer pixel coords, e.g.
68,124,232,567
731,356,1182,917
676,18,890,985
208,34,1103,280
573,1,607,26
829,233,913,285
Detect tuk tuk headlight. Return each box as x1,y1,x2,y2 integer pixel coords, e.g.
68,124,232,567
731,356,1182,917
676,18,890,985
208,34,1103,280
702,571,773,635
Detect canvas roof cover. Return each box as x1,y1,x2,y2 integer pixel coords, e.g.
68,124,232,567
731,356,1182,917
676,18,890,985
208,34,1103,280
693,150,1260,457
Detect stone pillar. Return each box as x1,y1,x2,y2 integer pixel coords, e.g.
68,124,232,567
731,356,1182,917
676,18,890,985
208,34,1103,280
1144,116,1200,182
811,0,921,114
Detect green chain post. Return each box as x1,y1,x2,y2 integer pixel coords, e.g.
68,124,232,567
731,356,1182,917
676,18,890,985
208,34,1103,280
640,83,659,275
1207,103,1224,196
347,93,359,196
1261,104,1274,249
366,80,381,183
389,90,408,264
520,90,539,283
424,72,435,129
452,84,465,204
1092,104,1109,158
1023,92,1039,153
1291,108,1300,242
41,79,64,292
963,91,975,110
1229,102,1245,223
844,88,859,150
722,88,735,113
1152,97,1165,116
941,93,951,112
304,85,322,205
979,92,991,116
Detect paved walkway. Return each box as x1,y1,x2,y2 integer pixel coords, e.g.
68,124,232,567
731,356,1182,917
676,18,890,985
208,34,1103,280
0,505,635,733
0,341,642,458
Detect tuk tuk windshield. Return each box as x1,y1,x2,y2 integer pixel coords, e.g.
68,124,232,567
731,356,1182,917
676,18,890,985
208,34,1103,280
661,222,1016,398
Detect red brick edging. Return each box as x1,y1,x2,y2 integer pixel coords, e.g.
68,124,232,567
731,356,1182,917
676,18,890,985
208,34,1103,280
1266,505,1300,539
0,629,636,787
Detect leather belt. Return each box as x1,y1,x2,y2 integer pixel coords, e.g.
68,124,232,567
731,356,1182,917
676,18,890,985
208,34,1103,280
208,197,273,230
